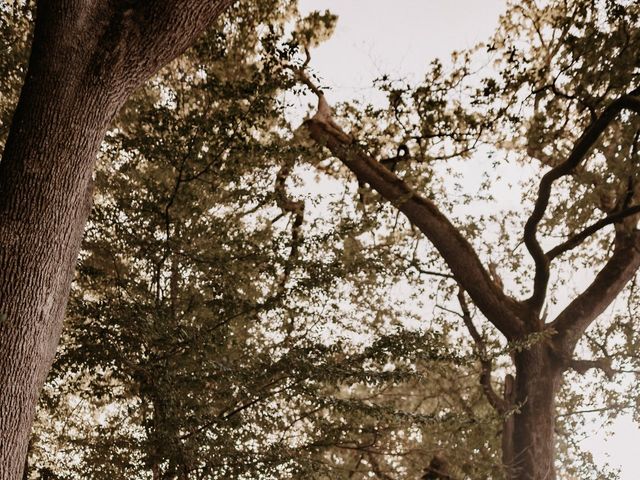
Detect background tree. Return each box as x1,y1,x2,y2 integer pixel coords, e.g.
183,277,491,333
298,0,640,478
26,7,501,480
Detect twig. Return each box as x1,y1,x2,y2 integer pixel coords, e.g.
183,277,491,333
457,288,508,414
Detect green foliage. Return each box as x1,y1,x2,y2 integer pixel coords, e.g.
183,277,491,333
18,3,501,479
1,0,636,479
0,1,32,145
292,10,337,49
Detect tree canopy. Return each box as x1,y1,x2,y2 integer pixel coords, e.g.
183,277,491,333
1,1,640,479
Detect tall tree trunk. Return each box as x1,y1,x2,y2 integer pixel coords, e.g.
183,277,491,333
0,16,117,480
505,345,562,480
0,2,233,477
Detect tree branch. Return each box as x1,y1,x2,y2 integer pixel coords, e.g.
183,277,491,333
546,204,640,260
556,403,635,418
274,162,305,334
457,288,508,414
301,81,525,339
102,0,237,95
568,358,615,379
551,230,640,352
523,91,640,312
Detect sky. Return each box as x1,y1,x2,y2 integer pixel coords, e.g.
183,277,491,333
297,0,506,104
296,1,640,477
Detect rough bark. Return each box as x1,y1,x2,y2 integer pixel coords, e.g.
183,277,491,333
508,346,562,480
501,374,516,473
0,1,233,478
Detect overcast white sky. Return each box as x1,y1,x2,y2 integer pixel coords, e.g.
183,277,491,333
298,0,506,103
296,1,640,477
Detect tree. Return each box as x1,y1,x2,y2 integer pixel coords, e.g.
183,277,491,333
0,1,241,477
30,3,631,478
4,4,502,479
4,1,640,479
294,0,640,478
26,10,503,478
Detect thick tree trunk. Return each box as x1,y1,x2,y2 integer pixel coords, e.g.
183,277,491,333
504,345,562,480
0,16,118,480
0,2,233,477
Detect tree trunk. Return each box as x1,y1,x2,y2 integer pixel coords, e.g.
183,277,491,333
0,2,233,477
0,20,117,480
504,345,562,480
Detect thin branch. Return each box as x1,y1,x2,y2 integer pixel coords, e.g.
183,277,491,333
288,46,328,101
457,288,508,414
273,162,305,335
556,403,635,418
523,90,640,312
547,204,640,259
416,269,455,279
180,377,304,441
405,257,456,280
274,162,305,286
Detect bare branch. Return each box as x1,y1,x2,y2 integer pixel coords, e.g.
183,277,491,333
556,403,635,418
547,204,640,260
299,73,525,339
524,91,640,312
291,48,326,99
412,267,455,280
457,289,508,414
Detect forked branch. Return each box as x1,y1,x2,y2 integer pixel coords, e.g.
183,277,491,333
551,230,640,351
524,90,640,311
298,67,525,339
97,0,237,93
